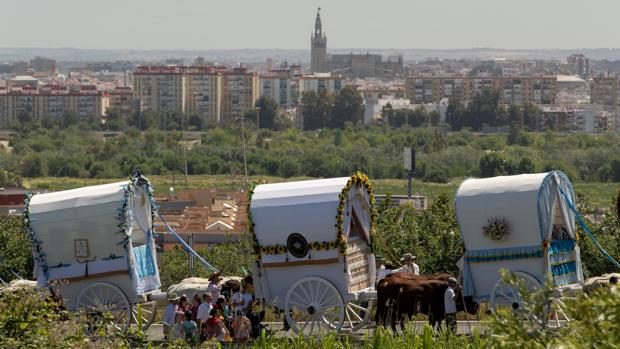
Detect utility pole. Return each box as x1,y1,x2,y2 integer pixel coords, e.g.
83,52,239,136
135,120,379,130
240,114,248,187
188,233,195,276
255,106,261,130
404,147,415,199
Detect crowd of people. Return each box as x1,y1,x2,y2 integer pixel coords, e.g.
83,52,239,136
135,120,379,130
160,252,466,342
162,272,263,344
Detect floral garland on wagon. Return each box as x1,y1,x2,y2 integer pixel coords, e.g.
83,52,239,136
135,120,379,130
248,172,376,260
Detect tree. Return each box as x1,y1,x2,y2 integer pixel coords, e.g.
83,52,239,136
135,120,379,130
103,108,126,131
255,96,278,130
479,153,509,177
0,216,33,281
20,154,47,177
388,109,408,128
62,111,79,128
373,193,462,274
517,157,535,174
445,98,466,131
381,103,394,125
187,113,205,131
300,90,332,130
15,110,38,133
329,86,364,128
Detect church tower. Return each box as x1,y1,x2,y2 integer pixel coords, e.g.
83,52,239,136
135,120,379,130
310,8,327,73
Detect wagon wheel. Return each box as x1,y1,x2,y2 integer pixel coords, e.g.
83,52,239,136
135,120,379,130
77,281,132,331
544,296,576,329
342,299,374,332
490,271,540,311
284,277,345,335
132,300,157,330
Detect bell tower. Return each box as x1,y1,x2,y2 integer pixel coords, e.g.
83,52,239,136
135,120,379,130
310,7,327,73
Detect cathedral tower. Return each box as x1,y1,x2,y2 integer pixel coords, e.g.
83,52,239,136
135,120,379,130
310,8,327,73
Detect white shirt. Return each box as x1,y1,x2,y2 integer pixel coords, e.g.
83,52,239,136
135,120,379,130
395,262,420,275
196,302,212,322
376,266,394,284
444,287,457,314
231,292,253,314
162,303,178,326
207,282,220,305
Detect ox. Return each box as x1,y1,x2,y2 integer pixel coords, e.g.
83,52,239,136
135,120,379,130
376,272,477,331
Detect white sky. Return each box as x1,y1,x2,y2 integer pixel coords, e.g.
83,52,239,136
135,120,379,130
1,0,618,50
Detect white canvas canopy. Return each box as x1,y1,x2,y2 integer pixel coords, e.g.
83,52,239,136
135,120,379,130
27,177,161,298
456,171,583,300
251,177,372,247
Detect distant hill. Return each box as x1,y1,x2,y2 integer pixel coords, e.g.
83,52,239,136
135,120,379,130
1,47,620,64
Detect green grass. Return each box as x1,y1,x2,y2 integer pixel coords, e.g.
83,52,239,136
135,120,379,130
21,175,620,208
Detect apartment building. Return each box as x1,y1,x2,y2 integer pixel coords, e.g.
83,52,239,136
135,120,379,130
567,54,590,78
30,56,56,74
298,73,344,96
133,66,185,114
109,86,133,114
590,75,618,110
259,69,294,108
405,75,557,106
184,66,225,122
0,85,109,124
220,67,259,124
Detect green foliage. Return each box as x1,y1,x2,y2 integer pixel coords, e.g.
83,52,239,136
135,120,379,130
301,90,333,130
255,96,279,130
485,270,620,349
329,86,364,128
0,216,33,282
373,193,462,274
0,288,132,348
577,197,620,278
5,126,620,191
159,237,253,289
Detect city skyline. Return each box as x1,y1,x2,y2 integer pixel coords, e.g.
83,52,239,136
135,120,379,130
2,0,619,51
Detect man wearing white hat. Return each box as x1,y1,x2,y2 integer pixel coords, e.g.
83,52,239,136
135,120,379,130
395,253,420,275
163,293,180,340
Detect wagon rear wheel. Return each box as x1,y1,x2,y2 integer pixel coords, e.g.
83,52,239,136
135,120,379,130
490,271,540,312
77,281,132,331
284,277,345,335
132,300,157,330
342,299,374,332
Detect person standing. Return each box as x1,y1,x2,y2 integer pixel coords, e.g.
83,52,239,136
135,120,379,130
444,277,458,333
182,311,198,344
395,253,420,275
231,286,253,316
178,295,189,313
375,259,394,285
189,294,201,322
207,272,223,305
196,293,212,340
162,293,180,340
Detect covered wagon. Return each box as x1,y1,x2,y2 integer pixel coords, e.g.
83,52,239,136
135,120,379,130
456,171,583,317
25,173,162,329
249,173,377,334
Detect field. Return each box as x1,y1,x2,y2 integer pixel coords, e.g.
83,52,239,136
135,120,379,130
21,175,620,208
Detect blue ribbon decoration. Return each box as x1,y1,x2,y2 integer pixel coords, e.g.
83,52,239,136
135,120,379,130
158,213,220,274
464,244,543,263
558,187,620,270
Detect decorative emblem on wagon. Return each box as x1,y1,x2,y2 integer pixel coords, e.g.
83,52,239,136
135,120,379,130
482,217,510,241
287,233,309,258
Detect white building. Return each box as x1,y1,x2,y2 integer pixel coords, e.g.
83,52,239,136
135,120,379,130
364,95,449,124
259,74,294,107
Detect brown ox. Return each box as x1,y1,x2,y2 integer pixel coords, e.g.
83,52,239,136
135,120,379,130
376,272,477,330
